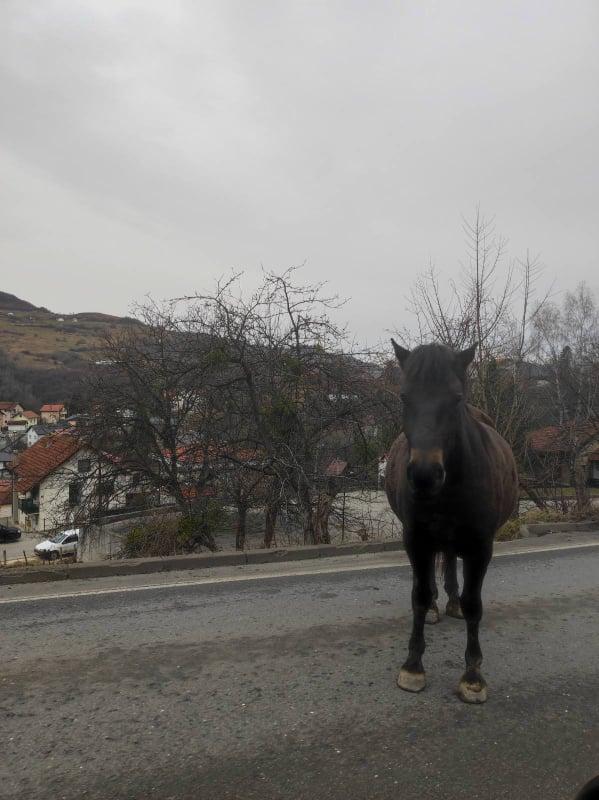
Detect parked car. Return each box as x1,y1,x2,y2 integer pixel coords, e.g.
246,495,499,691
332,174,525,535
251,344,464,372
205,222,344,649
0,524,21,543
34,529,80,561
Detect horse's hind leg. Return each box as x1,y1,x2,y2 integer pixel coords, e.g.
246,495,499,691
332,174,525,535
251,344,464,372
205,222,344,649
426,556,440,624
444,553,463,619
457,548,492,704
398,550,435,693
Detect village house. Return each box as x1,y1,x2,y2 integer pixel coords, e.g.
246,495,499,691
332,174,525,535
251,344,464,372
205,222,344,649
0,451,15,478
9,430,137,532
23,410,40,426
0,402,24,428
6,417,29,435
0,480,12,524
40,403,68,424
11,431,91,531
26,424,56,449
526,424,599,487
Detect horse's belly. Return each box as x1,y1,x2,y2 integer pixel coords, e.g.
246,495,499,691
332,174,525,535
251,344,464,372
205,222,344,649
411,512,459,551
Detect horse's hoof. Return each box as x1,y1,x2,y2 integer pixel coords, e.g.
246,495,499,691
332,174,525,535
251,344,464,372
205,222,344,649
397,669,426,693
425,605,440,625
457,679,488,704
445,601,463,619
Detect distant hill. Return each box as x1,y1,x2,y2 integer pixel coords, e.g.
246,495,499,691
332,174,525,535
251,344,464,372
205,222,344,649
0,291,40,312
0,293,140,407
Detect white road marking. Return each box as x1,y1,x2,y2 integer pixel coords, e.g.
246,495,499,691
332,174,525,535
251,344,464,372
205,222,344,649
1,539,598,605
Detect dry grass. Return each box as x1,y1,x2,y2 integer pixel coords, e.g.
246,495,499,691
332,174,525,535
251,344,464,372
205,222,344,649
0,309,136,369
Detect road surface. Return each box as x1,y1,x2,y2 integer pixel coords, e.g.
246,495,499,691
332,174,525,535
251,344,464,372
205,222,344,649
2,535,599,799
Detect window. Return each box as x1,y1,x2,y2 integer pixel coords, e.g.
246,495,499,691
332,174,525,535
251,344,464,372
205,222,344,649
77,459,91,474
68,481,82,507
99,479,114,499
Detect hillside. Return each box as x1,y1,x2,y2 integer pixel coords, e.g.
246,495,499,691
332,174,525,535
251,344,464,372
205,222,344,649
0,294,139,407
0,291,40,312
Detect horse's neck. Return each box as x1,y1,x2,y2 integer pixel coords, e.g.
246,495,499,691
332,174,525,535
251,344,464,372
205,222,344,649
446,408,484,476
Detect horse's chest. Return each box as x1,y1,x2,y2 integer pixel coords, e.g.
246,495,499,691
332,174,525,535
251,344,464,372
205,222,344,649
414,509,459,547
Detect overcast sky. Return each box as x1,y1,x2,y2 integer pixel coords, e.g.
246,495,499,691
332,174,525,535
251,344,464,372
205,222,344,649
1,1,598,344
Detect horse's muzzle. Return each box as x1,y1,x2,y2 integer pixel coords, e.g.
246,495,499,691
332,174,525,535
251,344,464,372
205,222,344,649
407,449,446,495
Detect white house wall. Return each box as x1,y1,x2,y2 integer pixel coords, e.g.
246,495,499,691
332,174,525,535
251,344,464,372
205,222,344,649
0,502,12,525
18,450,105,532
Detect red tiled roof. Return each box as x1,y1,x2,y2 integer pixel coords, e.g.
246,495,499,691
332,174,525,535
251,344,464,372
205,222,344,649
0,480,12,506
12,431,82,493
23,411,38,419
181,485,216,499
528,423,599,453
325,458,347,477
40,404,65,412
0,402,20,411
164,445,261,465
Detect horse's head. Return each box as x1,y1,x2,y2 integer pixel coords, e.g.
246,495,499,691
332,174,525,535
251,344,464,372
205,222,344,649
391,340,476,496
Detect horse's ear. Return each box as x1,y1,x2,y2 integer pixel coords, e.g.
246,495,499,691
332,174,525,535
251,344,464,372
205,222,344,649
456,344,477,372
391,338,410,368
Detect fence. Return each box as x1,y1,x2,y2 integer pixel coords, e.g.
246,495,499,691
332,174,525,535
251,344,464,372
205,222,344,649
50,478,401,560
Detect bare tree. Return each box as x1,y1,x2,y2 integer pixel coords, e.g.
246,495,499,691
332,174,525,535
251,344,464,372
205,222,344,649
191,269,389,545
80,301,229,550
217,452,272,550
532,283,599,511
395,210,547,474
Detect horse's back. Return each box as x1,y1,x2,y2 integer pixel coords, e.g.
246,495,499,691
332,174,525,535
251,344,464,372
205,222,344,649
479,422,519,527
466,409,518,528
466,403,494,428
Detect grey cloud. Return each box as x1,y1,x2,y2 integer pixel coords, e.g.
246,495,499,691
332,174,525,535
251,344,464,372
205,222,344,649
1,0,597,341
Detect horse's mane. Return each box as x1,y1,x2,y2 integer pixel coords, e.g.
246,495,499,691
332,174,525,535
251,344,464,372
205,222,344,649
466,404,495,429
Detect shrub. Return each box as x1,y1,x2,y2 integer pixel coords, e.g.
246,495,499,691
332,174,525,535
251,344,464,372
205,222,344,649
496,504,599,543
120,516,183,558
119,501,225,557
495,518,522,541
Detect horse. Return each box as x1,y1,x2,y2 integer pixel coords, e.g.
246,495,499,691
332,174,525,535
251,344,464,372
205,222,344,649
385,341,518,704
575,776,599,800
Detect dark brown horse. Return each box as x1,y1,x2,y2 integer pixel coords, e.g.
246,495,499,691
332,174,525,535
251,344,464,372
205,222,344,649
385,341,518,703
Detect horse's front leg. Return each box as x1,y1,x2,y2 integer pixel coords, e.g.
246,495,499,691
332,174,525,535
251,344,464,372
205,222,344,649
426,555,441,624
398,550,435,693
458,547,492,704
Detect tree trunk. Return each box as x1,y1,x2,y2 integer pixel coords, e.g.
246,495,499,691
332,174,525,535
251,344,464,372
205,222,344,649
264,500,279,548
519,478,547,511
313,492,334,544
300,485,320,545
236,504,248,550
303,507,317,544
572,460,590,514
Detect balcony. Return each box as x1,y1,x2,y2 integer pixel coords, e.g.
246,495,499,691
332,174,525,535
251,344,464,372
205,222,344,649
19,497,39,514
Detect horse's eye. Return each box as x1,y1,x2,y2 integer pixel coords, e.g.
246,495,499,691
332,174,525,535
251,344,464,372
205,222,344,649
400,393,408,403
455,393,463,403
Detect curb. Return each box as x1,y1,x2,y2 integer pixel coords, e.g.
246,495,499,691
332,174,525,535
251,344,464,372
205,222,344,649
0,539,403,586
521,521,599,537
3,520,597,588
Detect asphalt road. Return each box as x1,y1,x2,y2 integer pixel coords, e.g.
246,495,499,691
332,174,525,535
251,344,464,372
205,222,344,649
2,540,599,800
